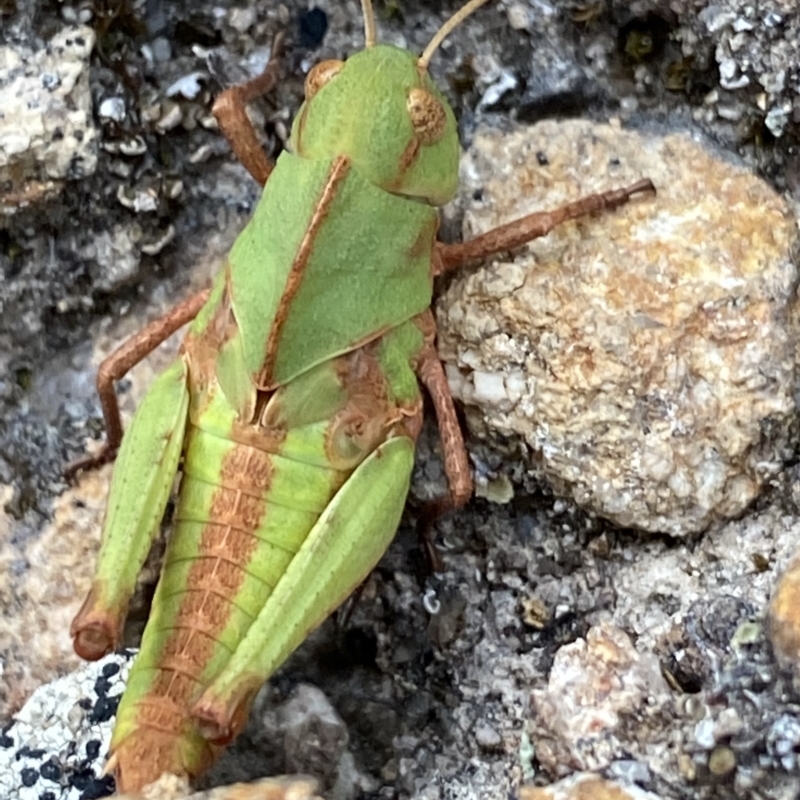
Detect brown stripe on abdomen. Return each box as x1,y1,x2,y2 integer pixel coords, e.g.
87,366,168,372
130,440,270,734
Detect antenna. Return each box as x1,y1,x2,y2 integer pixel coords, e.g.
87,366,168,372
418,0,493,71
361,0,377,47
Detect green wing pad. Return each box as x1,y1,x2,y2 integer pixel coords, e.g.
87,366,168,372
229,152,437,388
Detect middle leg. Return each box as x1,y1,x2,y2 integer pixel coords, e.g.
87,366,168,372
437,178,655,274
413,311,473,569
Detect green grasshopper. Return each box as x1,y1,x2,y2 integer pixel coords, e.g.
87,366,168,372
69,0,654,792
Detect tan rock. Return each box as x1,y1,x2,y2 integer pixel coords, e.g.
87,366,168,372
769,552,800,669
520,773,667,800
120,774,322,800
0,470,109,715
437,120,799,536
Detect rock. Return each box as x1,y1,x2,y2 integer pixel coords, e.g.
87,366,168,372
204,682,368,797
514,504,800,796
437,120,799,536
669,0,800,138
4,2,800,799
474,722,503,751
0,654,327,800
520,773,667,800
609,510,791,651
0,652,129,800
123,773,323,800
0,467,112,718
531,624,672,776
769,552,800,670
76,225,142,294
0,25,98,212
279,685,350,788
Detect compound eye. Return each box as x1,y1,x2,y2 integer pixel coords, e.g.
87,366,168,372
305,59,344,99
406,87,447,145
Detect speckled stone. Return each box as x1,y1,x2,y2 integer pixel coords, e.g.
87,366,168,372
0,652,129,800
0,26,98,211
520,773,667,800
0,651,328,800
437,120,799,536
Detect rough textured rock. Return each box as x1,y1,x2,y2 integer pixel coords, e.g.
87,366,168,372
0,26,98,211
660,0,800,140
521,773,668,800
0,467,110,716
437,120,799,536
242,684,370,799
522,504,800,798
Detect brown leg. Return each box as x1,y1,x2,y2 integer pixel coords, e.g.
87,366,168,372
65,289,211,479
211,33,284,187
437,178,655,274
413,313,473,569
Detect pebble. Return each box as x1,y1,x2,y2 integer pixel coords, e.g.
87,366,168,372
474,722,502,751
708,746,736,777
98,97,126,123
531,624,671,774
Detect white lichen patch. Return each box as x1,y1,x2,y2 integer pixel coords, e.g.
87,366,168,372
0,26,98,210
0,652,132,800
438,121,799,536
